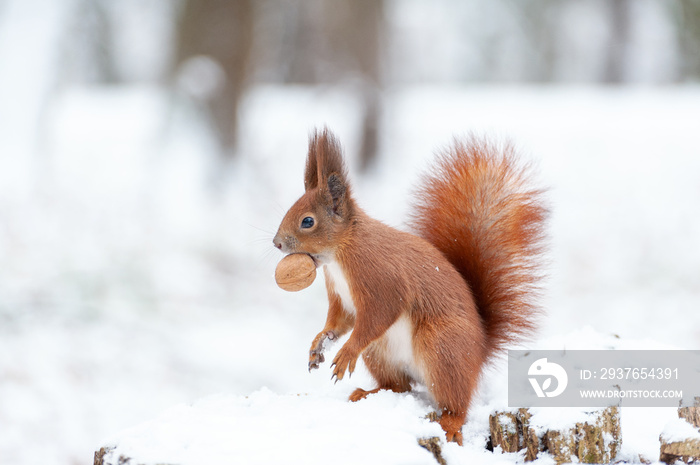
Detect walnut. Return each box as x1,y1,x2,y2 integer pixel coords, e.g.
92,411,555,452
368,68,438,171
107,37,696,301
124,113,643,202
275,253,317,292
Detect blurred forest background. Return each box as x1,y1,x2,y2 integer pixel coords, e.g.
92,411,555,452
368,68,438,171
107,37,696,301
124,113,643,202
1,0,700,321
32,0,700,165
4,0,700,168
2,1,700,464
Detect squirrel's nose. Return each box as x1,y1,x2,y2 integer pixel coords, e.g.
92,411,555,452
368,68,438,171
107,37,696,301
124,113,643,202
273,238,282,250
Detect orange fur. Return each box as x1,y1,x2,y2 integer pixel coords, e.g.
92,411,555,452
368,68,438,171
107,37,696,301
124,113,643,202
273,129,548,445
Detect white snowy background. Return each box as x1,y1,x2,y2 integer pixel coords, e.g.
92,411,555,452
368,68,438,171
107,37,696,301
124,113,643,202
1,1,699,464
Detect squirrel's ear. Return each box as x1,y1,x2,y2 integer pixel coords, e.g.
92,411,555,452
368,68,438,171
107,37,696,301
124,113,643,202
314,128,346,180
307,128,345,185
304,139,319,191
327,173,348,215
308,128,352,215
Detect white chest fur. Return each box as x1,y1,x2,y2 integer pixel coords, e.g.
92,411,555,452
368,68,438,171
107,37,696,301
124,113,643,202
384,315,422,381
324,261,357,316
324,261,423,383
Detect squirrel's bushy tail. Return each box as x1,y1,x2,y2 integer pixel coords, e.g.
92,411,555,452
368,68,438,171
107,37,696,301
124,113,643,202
410,136,548,355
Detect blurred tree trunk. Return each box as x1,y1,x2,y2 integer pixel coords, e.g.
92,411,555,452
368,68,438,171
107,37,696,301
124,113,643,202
338,0,383,172
63,0,120,84
87,0,119,84
332,0,383,172
602,0,632,83
510,0,559,82
278,0,384,172
676,0,700,80
173,0,254,157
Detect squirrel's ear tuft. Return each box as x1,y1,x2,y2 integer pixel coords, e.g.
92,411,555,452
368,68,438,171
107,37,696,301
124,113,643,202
304,136,319,191
307,127,352,215
327,173,347,215
308,129,346,182
305,127,343,191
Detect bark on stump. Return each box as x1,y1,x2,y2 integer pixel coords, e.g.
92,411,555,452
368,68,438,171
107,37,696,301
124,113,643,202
659,399,700,464
518,408,542,461
680,397,700,429
659,437,700,464
418,437,447,465
489,406,620,464
489,411,520,453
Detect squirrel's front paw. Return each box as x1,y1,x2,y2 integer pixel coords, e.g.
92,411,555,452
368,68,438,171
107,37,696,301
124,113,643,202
308,330,337,372
330,344,359,382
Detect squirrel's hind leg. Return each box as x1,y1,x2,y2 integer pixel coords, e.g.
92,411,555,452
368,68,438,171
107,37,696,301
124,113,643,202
348,343,412,402
415,322,485,446
438,409,466,445
349,387,383,402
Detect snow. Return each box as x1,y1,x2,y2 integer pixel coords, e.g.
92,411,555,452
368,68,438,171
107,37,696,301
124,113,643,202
2,82,700,464
2,1,699,462
660,418,700,443
101,389,444,465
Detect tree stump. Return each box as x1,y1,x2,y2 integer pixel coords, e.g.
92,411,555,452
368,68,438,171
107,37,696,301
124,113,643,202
518,408,542,461
489,411,521,453
417,437,447,465
659,437,700,464
489,406,621,464
543,429,577,464
576,406,621,464
679,397,700,429
659,399,700,464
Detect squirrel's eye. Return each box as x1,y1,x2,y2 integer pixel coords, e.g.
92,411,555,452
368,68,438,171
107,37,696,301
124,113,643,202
301,216,315,229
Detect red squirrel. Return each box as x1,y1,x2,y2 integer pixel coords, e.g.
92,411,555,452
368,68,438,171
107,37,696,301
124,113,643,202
273,128,548,445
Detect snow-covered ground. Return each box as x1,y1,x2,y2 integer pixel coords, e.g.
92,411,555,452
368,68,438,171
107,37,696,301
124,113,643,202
1,85,699,464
